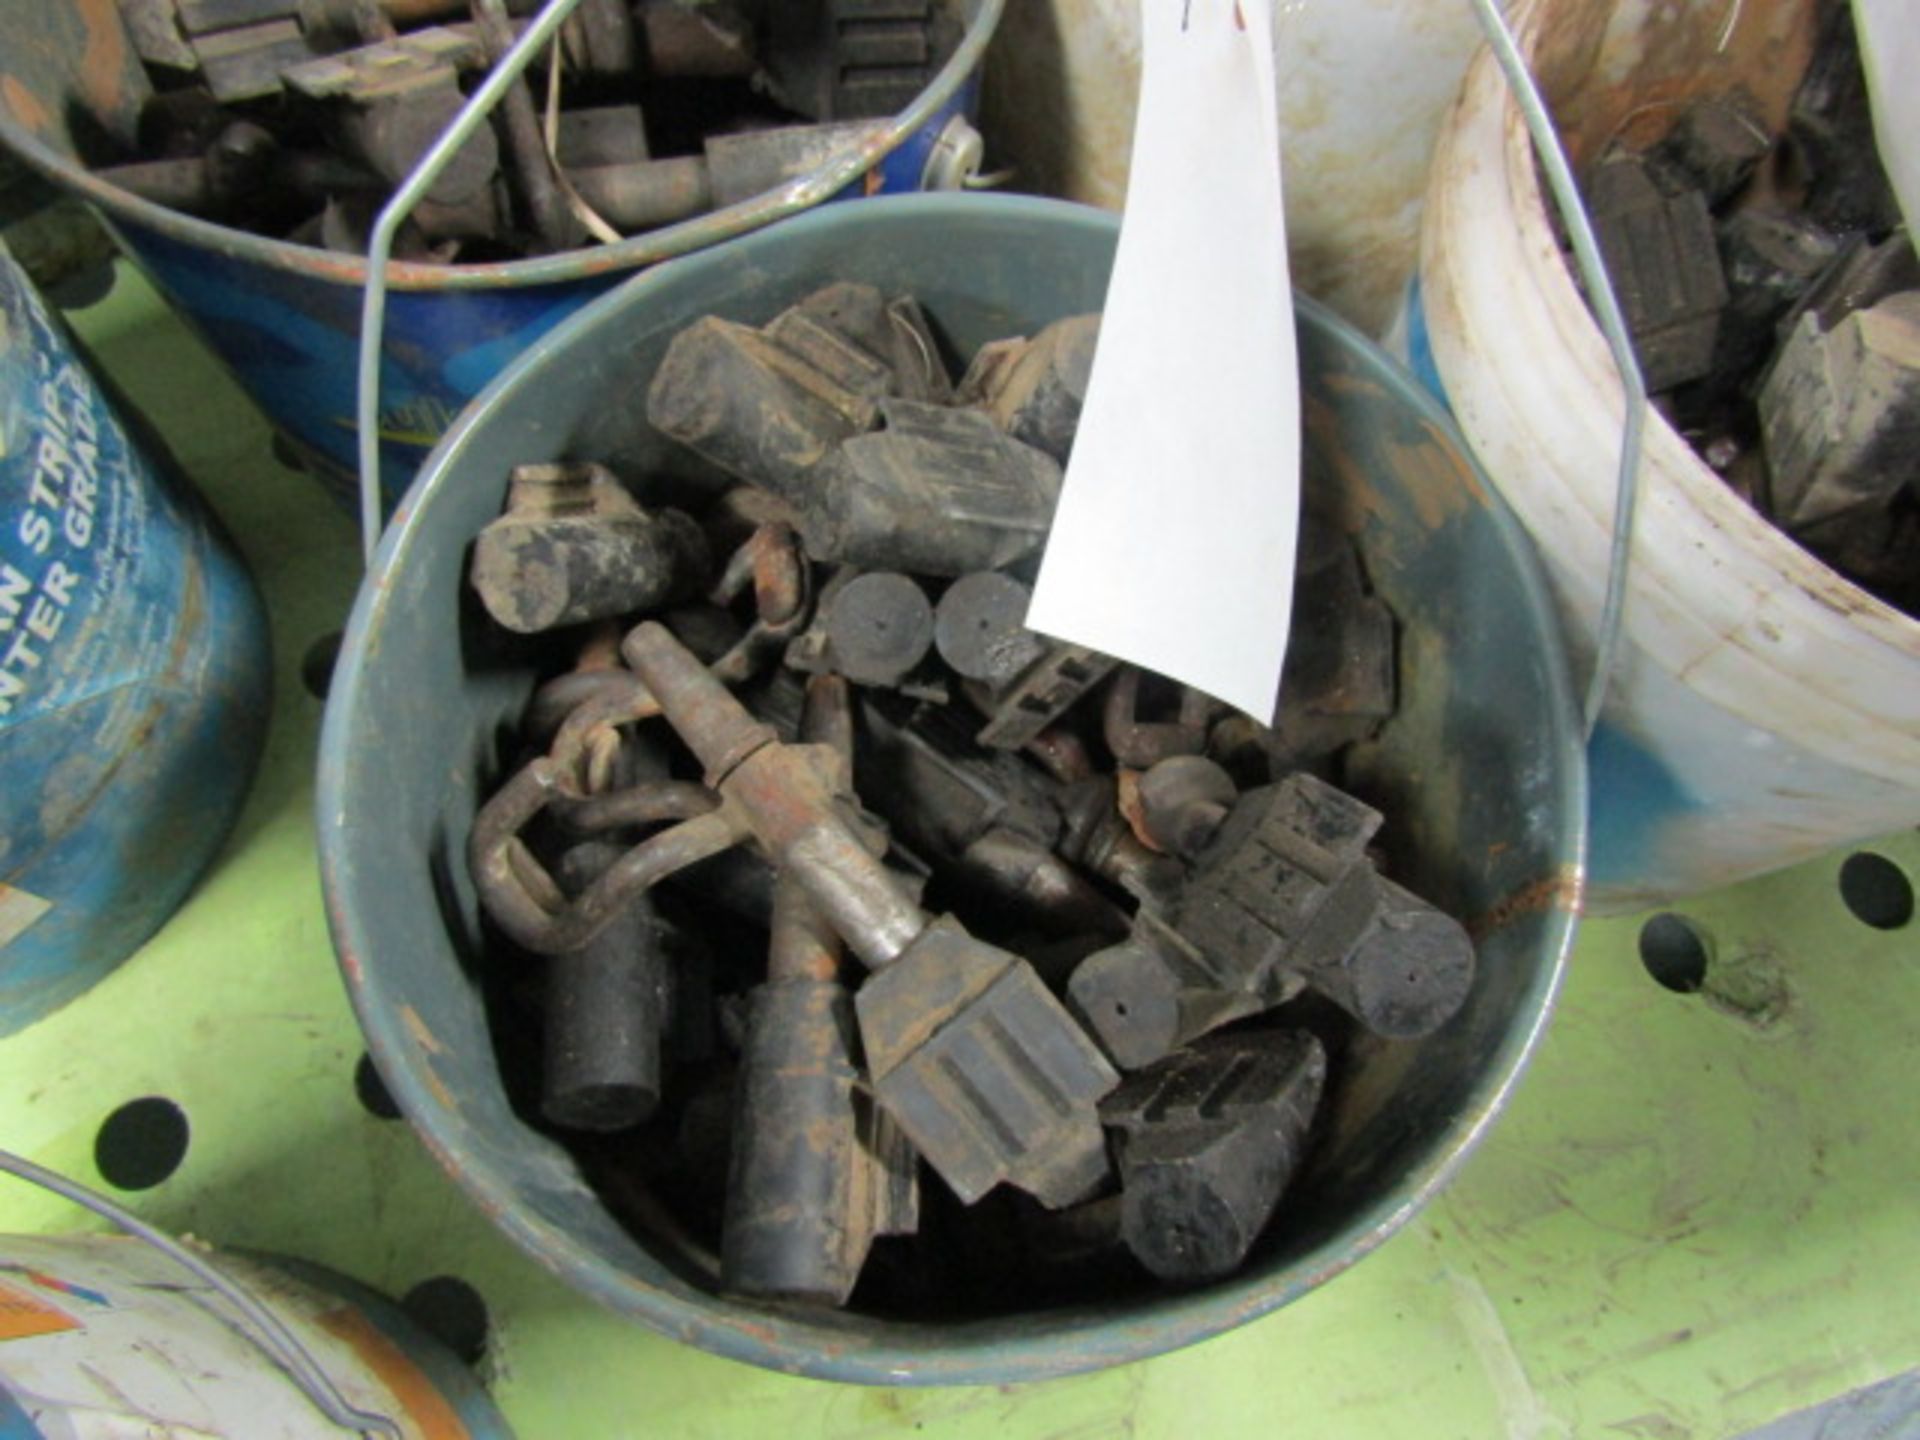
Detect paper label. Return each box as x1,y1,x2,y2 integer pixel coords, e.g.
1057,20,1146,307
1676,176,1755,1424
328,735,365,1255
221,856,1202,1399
1854,0,1919,240
1027,0,1301,721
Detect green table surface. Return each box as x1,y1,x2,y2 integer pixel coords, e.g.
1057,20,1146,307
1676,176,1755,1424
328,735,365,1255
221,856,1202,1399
3,264,1916,1440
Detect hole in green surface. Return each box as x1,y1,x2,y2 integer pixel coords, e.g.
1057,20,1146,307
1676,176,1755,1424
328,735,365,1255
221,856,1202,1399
354,1053,402,1121
1639,913,1710,994
402,1276,490,1366
1838,852,1914,931
95,1097,189,1191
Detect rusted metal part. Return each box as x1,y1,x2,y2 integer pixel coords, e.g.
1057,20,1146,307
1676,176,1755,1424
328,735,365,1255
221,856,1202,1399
623,619,1120,1208
800,670,857,770
707,521,812,683
541,839,675,1131
957,312,1099,464
548,777,719,834
1055,774,1181,907
471,0,580,251
521,666,650,745
543,673,661,767
1023,725,1095,785
470,760,745,953
469,669,752,955
470,461,709,633
1131,755,1236,860
622,619,924,960
1101,1029,1325,1284
722,674,920,1306
1102,667,1218,770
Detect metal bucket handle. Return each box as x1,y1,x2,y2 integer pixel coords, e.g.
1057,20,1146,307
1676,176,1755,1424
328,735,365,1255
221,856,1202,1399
1467,0,1648,738
355,0,591,568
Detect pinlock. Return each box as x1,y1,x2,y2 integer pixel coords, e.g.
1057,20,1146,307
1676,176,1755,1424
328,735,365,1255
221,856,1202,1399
621,622,1119,1209
722,677,917,1307
1102,1029,1326,1283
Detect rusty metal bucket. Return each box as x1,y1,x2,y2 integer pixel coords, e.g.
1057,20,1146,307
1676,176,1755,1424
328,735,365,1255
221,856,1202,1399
316,194,1586,1383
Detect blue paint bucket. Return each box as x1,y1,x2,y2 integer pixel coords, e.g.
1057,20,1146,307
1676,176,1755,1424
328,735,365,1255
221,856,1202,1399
0,0,1001,511
0,245,270,1036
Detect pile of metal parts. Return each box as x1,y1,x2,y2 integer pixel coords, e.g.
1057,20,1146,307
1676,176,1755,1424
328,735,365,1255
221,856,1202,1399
1578,4,1917,615
462,285,1477,1311
105,0,968,259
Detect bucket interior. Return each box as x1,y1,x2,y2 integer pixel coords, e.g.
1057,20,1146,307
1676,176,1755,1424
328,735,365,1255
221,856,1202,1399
1530,0,1821,167
320,195,1584,1381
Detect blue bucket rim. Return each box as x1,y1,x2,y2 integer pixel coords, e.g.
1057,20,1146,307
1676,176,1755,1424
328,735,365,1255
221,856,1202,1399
0,0,1001,294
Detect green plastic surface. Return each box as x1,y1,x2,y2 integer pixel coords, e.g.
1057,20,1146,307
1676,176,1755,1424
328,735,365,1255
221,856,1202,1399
1,264,1915,1437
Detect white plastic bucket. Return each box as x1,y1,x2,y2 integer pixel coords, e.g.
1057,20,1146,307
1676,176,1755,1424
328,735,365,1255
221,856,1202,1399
1409,0,1920,914
0,1234,509,1438
981,0,1484,334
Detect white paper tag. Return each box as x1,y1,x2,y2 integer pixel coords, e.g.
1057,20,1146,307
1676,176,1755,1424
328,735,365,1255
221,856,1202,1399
1026,0,1300,722
1853,0,1920,242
